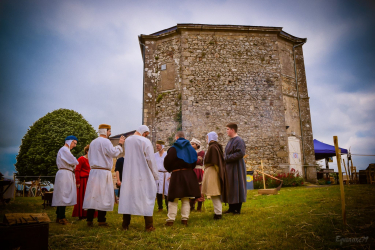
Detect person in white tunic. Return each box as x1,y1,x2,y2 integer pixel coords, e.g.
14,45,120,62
52,135,79,225
82,124,125,227
155,140,170,212
118,125,159,232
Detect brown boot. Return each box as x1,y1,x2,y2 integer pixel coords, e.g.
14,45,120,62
98,222,110,227
122,214,131,230
190,199,195,211
181,220,188,226
214,214,222,220
59,218,69,225
56,218,60,223
144,216,155,232
87,221,93,227
165,221,174,226
197,202,202,212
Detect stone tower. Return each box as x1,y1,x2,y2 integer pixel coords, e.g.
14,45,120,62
139,24,316,182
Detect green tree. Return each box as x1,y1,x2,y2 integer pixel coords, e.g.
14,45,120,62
15,109,98,181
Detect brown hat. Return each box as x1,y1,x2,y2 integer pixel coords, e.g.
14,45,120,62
156,140,165,145
99,124,111,130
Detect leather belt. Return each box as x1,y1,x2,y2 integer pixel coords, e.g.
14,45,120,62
91,167,110,171
59,168,73,172
172,168,188,172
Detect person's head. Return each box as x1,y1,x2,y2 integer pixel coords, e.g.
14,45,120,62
156,140,165,151
136,125,150,137
175,131,185,140
226,123,238,138
99,124,111,138
65,135,78,150
206,131,218,143
84,144,90,155
190,138,201,150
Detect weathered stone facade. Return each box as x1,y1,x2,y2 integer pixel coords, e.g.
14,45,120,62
139,24,316,182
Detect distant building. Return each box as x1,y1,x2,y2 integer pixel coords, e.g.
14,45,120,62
139,24,316,182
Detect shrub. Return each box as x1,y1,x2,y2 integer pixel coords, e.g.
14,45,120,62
15,109,97,182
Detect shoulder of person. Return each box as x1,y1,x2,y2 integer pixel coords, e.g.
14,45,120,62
167,146,176,153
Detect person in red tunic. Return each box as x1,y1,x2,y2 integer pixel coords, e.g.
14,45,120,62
190,138,205,211
72,145,97,219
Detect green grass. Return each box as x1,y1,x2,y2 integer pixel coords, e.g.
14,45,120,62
1,185,374,249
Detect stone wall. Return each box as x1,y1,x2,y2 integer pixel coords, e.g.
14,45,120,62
140,24,316,182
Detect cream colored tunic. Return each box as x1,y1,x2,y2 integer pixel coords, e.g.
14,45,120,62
118,135,159,216
83,137,123,211
52,146,78,206
201,164,221,196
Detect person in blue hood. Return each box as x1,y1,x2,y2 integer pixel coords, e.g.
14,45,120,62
164,131,201,227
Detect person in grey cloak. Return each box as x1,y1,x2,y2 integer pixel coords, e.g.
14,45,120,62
224,123,247,214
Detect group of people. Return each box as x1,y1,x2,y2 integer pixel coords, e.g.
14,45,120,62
51,122,247,231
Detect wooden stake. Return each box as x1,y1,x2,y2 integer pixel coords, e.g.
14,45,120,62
261,160,266,189
342,155,348,185
347,158,351,181
13,173,16,199
350,158,356,183
333,136,347,225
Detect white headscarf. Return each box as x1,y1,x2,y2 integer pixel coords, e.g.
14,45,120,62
98,129,107,136
207,131,218,143
137,125,150,135
65,140,73,148
190,138,201,146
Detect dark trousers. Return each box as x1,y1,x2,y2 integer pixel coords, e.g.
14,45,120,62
56,206,66,219
229,203,243,213
87,209,107,222
122,214,153,229
156,193,168,210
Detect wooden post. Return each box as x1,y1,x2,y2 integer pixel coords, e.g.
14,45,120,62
347,158,351,182
261,160,266,189
333,136,346,225
13,173,16,199
342,156,348,185
350,158,356,183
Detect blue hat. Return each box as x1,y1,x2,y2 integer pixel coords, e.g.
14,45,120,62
65,135,78,141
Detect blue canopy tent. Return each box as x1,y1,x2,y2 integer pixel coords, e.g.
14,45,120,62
314,139,348,160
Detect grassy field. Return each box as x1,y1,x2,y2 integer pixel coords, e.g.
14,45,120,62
1,185,374,249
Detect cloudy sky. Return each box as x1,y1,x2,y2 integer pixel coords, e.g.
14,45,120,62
1,0,374,178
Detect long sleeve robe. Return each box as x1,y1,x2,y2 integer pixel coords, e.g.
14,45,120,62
155,152,170,196
52,146,79,206
224,136,247,204
82,137,123,211
118,135,159,216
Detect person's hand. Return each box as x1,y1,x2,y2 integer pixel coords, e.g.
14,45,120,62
119,136,125,145
167,177,171,181
77,184,80,188
117,181,121,187
198,156,203,160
